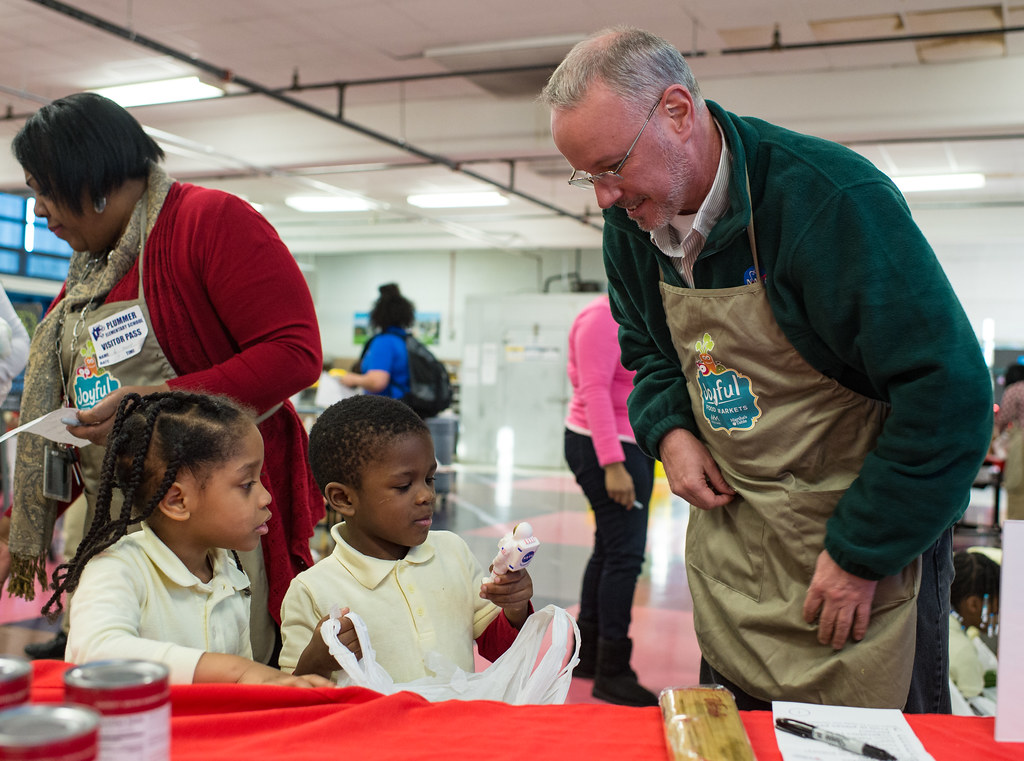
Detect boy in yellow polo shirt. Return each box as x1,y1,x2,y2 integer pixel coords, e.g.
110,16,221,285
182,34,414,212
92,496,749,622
279,395,533,681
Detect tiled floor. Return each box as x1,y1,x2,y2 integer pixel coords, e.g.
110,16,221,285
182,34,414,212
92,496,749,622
0,463,1004,706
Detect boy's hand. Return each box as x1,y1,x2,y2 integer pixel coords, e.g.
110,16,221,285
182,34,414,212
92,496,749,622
293,607,361,678
329,609,362,658
480,569,533,629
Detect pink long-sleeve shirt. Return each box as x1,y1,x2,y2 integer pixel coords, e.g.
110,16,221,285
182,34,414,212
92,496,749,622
565,295,637,466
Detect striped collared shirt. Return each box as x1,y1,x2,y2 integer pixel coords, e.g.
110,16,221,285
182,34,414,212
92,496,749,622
650,120,731,287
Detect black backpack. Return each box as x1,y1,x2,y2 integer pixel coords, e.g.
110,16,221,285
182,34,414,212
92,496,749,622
358,332,453,418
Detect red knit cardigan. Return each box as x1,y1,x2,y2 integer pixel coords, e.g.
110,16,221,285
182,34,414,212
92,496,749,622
53,181,324,622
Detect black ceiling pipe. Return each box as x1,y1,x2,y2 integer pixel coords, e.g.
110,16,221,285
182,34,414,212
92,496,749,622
26,0,600,232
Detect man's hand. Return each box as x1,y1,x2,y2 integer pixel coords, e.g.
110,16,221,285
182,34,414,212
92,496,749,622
658,428,735,510
802,549,878,650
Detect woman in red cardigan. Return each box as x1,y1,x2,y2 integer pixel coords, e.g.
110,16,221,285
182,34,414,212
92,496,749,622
1,92,324,665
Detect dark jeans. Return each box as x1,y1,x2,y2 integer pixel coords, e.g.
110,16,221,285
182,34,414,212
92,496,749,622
699,529,954,713
904,527,953,714
564,429,654,641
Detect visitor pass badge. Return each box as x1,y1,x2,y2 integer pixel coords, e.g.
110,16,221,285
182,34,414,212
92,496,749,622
89,306,148,367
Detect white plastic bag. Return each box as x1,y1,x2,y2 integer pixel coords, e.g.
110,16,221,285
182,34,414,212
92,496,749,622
320,604,580,704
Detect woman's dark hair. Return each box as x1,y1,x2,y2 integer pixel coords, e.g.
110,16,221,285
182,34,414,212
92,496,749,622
950,550,1000,609
1005,363,1024,387
369,283,415,331
43,391,254,618
308,394,429,492
12,92,164,215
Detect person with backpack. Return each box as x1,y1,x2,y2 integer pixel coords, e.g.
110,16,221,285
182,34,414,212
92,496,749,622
342,284,452,419
343,283,413,400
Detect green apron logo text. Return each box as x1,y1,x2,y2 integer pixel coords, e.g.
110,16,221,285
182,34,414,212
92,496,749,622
694,332,762,433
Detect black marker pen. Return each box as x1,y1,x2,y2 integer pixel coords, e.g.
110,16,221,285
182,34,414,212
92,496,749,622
775,718,897,761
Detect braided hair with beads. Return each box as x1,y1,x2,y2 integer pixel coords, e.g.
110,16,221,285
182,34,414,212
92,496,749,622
42,390,256,619
950,550,1001,636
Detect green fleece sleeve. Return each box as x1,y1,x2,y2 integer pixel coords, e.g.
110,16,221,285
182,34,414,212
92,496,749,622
774,179,993,578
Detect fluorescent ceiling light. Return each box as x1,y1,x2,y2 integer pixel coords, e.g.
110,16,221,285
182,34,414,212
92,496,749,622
424,33,585,58
407,192,509,209
91,76,224,107
285,195,377,212
891,173,985,193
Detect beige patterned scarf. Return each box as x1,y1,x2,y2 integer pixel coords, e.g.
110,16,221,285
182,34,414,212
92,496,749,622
7,164,173,600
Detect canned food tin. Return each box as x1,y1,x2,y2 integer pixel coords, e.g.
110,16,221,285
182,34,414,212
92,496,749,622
0,655,31,708
0,703,100,761
64,660,170,761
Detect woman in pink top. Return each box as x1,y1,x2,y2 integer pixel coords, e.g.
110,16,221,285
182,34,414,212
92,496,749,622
564,295,656,706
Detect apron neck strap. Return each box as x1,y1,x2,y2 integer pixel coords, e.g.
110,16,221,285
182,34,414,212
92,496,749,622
745,171,760,281
137,195,149,307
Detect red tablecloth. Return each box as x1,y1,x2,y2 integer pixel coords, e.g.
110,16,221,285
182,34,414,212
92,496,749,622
23,661,1024,760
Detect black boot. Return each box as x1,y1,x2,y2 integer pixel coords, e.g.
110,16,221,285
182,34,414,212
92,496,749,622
24,631,68,660
592,637,659,707
574,619,598,679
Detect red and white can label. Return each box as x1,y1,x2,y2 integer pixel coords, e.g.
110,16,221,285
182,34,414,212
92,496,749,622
0,703,100,761
0,656,31,709
64,660,170,761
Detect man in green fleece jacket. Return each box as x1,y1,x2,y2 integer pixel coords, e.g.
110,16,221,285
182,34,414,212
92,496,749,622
542,27,992,712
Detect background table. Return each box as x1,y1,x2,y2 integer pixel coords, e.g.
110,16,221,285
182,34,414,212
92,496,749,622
20,661,1023,760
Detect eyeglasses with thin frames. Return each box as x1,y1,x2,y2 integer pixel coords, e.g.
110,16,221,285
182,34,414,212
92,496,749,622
567,97,661,188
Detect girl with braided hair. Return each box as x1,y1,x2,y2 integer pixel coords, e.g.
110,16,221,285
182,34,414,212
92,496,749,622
949,549,1001,712
45,390,330,687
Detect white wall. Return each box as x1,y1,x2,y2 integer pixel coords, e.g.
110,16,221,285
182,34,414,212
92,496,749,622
307,247,608,364
306,201,1023,368
914,206,1024,348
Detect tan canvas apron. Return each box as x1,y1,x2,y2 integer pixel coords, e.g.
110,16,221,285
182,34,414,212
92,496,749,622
60,220,276,664
659,226,919,707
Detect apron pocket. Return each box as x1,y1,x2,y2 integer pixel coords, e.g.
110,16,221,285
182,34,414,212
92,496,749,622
778,489,843,583
686,499,766,603
783,490,917,611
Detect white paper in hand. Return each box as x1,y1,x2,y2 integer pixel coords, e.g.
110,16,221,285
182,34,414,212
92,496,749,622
0,408,92,447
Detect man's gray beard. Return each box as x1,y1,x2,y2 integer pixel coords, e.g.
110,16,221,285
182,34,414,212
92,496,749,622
634,145,692,233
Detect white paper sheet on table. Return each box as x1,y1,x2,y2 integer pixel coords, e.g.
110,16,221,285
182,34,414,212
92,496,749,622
772,702,935,761
313,372,358,408
0,408,91,447
995,520,1024,742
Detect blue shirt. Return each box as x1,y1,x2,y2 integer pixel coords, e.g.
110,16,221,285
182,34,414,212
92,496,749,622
361,327,410,399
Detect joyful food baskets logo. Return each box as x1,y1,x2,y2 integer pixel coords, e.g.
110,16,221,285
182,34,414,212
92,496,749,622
73,339,121,410
694,333,761,433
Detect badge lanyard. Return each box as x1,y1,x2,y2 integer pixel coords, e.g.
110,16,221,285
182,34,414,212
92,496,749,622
44,198,148,501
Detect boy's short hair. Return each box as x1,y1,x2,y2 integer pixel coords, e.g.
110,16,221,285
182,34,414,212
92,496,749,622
308,394,430,492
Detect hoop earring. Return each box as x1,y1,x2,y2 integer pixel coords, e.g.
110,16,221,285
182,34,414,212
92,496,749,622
93,196,107,214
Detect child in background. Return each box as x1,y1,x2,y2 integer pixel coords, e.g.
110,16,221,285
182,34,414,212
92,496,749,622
43,391,330,688
279,394,532,681
949,549,1000,712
